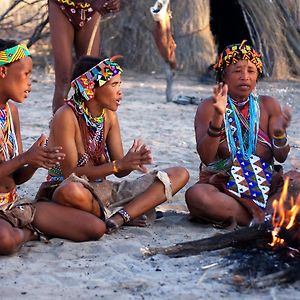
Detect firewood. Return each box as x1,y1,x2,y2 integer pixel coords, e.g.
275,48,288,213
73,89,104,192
143,224,272,258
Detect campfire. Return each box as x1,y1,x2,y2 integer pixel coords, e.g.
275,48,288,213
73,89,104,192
144,174,300,258
271,177,300,251
143,172,300,287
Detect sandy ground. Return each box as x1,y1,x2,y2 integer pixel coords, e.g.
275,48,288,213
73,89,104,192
1,69,300,299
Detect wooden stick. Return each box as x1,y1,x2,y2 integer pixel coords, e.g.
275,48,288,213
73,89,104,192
87,15,101,55
165,63,174,102
143,224,272,258
252,267,300,288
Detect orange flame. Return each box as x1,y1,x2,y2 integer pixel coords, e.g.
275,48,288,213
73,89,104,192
271,177,300,247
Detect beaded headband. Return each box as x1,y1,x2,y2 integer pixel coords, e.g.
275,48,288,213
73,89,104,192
213,40,263,76
71,58,123,101
0,44,31,66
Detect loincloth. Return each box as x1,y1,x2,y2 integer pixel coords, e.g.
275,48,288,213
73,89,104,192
36,170,173,219
199,165,284,224
0,194,35,228
49,0,97,30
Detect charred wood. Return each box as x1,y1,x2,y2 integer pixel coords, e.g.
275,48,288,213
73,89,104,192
144,224,272,258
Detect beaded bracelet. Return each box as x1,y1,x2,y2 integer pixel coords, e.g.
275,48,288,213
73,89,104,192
209,121,224,132
117,209,131,223
272,138,289,149
207,127,222,137
112,160,119,173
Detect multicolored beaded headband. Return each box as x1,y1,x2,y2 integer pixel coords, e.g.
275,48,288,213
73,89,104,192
71,58,123,101
0,44,31,66
213,40,263,76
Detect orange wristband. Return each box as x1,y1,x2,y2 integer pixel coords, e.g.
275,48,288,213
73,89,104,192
112,160,119,173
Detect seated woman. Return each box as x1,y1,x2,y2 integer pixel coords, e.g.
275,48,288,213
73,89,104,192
36,55,189,232
0,39,107,255
185,41,291,227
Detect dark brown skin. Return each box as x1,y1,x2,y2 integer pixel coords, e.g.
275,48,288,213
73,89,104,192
48,0,120,113
47,73,189,228
185,60,291,226
152,13,177,69
0,57,106,255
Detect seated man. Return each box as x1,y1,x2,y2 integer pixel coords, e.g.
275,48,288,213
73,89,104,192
185,40,291,226
36,55,189,232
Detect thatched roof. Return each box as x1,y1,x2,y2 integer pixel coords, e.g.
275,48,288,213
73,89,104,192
238,0,300,78
101,0,216,76
101,0,300,79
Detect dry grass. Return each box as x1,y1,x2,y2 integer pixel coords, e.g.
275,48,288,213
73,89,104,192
1,0,300,79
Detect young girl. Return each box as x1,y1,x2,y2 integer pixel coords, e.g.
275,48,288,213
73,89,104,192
0,39,106,255
36,55,189,232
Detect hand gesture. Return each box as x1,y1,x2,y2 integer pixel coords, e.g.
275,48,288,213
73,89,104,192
119,139,152,173
87,0,120,16
22,134,66,169
273,105,292,137
212,83,228,116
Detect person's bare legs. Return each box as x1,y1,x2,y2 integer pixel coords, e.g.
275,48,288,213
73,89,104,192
185,183,251,226
48,0,75,113
74,13,101,58
0,219,35,255
52,181,101,217
33,202,106,241
108,166,189,227
53,167,188,231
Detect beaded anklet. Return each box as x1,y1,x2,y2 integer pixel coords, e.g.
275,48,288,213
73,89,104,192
117,209,131,223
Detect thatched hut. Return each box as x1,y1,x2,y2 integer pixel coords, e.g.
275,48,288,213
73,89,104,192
1,0,300,79
101,0,300,79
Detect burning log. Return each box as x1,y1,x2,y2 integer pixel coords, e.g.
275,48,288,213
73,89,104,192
270,173,300,249
144,171,300,258
143,223,272,258
150,0,176,102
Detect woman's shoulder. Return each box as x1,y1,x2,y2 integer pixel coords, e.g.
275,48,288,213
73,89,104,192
258,94,280,108
258,94,277,102
7,101,19,122
258,95,281,116
52,104,77,127
53,104,75,119
105,109,118,125
7,101,18,114
196,96,214,113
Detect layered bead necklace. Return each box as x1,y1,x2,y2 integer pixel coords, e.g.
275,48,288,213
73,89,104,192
0,104,18,161
67,95,108,165
224,93,260,160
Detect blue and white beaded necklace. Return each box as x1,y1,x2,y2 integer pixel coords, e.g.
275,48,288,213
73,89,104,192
224,93,260,160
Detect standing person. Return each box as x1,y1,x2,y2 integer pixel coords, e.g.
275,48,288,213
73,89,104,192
36,55,189,232
0,39,106,255
48,0,120,113
185,41,291,227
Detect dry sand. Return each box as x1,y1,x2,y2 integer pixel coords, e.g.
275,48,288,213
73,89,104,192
1,70,300,299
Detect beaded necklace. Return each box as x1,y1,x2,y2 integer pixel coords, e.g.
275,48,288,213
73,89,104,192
68,94,105,130
0,104,19,161
224,93,260,160
67,95,109,165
